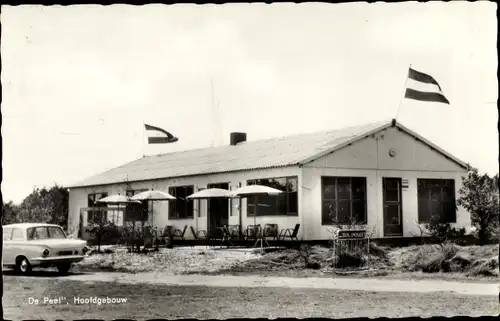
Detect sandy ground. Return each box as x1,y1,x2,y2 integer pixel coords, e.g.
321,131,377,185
63,271,498,296
4,275,498,320
74,246,262,274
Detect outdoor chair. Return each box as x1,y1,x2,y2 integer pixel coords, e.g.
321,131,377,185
190,226,208,239
156,225,174,246
263,224,279,241
220,225,234,248
173,225,188,240
279,224,300,241
244,224,261,241
228,225,241,238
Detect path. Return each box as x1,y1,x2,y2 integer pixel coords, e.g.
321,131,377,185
66,272,499,296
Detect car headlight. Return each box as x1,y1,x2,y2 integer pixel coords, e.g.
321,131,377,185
74,250,79,255
82,246,89,254
42,249,50,257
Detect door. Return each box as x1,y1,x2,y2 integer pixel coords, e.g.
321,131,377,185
2,227,13,265
207,183,229,236
383,177,403,236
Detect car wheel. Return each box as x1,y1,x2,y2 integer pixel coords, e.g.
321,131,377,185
56,263,72,274
16,257,32,275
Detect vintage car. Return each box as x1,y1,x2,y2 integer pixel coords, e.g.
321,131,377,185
2,223,88,274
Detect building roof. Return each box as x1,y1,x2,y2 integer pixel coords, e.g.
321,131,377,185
69,119,468,188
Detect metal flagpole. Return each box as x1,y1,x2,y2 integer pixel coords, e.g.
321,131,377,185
395,64,412,121
142,121,146,158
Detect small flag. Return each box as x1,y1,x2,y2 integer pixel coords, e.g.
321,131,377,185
404,68,450,104
145,124,179,144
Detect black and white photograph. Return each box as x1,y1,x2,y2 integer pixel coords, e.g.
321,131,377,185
1,2,498,320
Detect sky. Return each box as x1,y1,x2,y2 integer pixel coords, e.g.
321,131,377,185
1,2,498,204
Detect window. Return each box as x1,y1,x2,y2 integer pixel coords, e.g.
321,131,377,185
3,228,12,241
169,186,194,219
48,226,67,239
27,227,50,240
321,177,367,225
87,192,108,207
87,192,108,222
417,179,456,223
124,189,148,223
11,228,24,241
246,177,298,216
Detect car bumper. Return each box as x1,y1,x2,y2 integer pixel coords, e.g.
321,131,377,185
30,255,85,266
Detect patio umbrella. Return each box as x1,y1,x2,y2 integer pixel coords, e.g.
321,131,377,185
96,194,140,224
130,190,176,227
186,188,231,199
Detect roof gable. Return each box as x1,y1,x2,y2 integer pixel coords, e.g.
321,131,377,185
300,119,468,170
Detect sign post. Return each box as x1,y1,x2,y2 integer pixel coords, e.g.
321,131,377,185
332,229,370,270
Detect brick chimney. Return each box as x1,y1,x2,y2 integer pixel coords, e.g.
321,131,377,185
230,132,247,145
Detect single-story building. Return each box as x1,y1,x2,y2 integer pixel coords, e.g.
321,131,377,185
67,119,471,241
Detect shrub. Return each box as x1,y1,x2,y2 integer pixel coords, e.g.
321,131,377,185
369,242,389,258
457,166,499,245
403,243,459,273
465,258,499,277
306,262,321,270
336,251,366,268
448,253,472,272
424,215,466,244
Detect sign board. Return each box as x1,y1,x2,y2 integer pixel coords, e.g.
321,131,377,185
402,179,409,189
337,229,367,239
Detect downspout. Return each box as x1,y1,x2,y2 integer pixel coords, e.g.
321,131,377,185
298,164,305,240
375,134,380,238
238,182,242,237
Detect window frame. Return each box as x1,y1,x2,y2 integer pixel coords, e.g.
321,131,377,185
27,227,50,240
124,189,149,223
168,185,195,220
12,228,25,241
3,227,13,241
417,178,457,224
87,192,109,223
47,226,68,239
321,176,368,226
246,176,299,217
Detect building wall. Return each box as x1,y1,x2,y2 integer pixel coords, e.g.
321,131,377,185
303,126,470,239
69,126,471,241
68,166,302,240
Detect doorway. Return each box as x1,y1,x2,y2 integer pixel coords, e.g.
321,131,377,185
383,177,403,236
207,183,229,237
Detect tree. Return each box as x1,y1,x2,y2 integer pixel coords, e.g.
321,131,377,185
2,200,20,225
12,185,69,228
457,166,499,245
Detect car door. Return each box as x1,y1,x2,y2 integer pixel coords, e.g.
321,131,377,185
9,228,29,263
2,227,14,265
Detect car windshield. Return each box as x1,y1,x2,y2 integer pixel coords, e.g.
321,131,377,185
27,226,67,240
